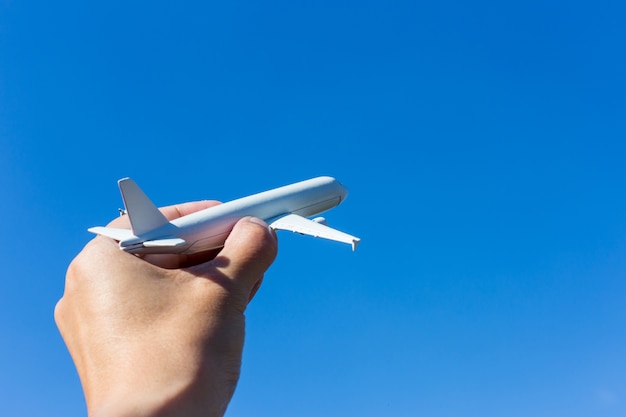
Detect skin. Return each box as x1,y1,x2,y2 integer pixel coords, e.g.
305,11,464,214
55,201,278,417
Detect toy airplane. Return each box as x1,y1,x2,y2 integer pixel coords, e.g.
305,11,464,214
88,176,360,254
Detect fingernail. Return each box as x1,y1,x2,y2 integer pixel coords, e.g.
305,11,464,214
247,217,277,240
247,216,268,227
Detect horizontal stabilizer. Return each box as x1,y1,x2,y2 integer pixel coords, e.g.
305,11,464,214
88,227,135,241
270,213,360,251
143,237,186,248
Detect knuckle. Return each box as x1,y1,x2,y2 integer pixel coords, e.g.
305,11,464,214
53,298,66,327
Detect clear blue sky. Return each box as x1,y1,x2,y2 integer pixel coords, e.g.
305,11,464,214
1,1,626,416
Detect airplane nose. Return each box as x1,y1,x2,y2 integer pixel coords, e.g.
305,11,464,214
335,179,349,202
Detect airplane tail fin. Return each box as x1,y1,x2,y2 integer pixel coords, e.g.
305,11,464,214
118,178,169,236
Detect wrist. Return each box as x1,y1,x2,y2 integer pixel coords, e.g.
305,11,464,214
87,379,230,417
81,354,234,417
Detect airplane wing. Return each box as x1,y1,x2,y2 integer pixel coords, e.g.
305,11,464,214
143,237,187,248
88,226,185,249
269,214,360,251
88,226,135,241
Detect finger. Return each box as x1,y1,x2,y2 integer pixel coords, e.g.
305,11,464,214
160,201,222,220
248,275,264,302
142,248,223,269
106,200,222,228
219,217,278,282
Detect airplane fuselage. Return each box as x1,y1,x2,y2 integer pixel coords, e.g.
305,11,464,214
119,176,348,254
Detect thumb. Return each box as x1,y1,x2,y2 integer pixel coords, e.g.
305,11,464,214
192,217,278,304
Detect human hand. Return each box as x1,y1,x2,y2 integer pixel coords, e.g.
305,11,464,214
55,201,278,417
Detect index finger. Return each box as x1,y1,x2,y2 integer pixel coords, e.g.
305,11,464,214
106,200,222,228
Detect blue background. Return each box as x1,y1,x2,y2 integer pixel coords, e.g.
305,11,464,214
1,1,625,415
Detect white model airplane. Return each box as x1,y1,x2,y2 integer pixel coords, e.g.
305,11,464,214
88,176,360,254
